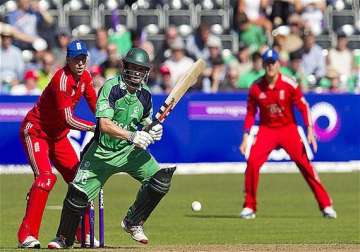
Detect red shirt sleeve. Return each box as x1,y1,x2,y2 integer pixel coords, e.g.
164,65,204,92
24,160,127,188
52,70,72,110
64,107,95,131
52,70,94,131
292,86,311,127
244,85,258,133
83,70,97,114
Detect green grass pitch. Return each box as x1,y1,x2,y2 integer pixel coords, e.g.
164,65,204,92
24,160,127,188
0,173,359,251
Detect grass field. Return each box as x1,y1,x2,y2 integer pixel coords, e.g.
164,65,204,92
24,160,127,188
0,173,359,251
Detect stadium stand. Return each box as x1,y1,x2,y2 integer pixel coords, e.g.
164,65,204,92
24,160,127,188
0,0,359,94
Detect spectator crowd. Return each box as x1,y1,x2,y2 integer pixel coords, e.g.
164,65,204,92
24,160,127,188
1,0,360,95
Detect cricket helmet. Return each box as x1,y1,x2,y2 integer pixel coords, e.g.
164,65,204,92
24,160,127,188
122,48,151,89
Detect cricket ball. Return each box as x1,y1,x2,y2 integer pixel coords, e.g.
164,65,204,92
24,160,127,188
191,201,202,212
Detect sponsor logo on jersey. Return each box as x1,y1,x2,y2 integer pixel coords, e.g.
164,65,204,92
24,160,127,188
268,104,283,116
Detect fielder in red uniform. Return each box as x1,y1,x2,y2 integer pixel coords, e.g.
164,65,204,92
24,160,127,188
18,40,97,248
239,49,337,219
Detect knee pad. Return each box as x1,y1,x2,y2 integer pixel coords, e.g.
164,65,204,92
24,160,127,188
64,183,89,210
33,173,57,192
149,166,176,194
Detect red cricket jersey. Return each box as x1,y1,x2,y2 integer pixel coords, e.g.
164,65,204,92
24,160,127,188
244,73,311,132
24,66,97,139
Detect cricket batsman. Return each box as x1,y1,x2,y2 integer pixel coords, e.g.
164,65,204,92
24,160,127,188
18,40,98,248
239,49,337,219
47,48,176,249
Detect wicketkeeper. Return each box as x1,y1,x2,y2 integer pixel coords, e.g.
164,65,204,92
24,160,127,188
18,40,98,248
48,48,176,249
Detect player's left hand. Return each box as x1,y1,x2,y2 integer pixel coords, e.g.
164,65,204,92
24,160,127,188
307,126,318,153
149,123,163,141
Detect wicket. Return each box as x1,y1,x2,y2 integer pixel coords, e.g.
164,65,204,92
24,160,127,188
81,187,104,248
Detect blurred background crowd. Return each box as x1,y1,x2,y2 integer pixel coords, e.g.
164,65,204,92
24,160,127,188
0,0,359,95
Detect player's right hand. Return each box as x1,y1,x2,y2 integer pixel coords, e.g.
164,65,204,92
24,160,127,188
129,131,154,150
307,126,318,153
239,133,248,155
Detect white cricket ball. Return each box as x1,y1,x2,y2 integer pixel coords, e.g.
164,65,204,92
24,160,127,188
191,201,202,212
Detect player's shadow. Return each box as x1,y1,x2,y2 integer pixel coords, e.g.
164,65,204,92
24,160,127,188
185,214,316,219
259,214,318,219
185,214,240,219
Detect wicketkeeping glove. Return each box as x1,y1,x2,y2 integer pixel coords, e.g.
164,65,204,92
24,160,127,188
148,123,163,141
128,131,154,150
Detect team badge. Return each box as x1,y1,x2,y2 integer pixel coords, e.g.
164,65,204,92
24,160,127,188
279,90,285,100
131,106,140,118
34,142,40,152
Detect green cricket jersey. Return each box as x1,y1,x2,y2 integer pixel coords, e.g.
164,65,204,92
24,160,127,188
73,75,160,200
95,76,153,151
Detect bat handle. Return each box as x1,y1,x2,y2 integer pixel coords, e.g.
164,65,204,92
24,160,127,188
144,120,160,132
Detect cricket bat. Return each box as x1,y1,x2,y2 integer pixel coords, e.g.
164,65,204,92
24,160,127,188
146,59,206,129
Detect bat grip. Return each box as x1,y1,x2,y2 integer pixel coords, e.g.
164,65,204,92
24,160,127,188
144,120,160,132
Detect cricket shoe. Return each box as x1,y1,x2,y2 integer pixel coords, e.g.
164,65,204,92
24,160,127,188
322,206,337,219
121,219,149,244
47,236,69,249
18,236,40,249
240,207,256,219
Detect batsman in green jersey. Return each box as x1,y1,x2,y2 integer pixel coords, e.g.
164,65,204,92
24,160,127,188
48,48,176,249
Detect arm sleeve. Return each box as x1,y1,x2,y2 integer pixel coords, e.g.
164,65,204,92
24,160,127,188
52,72,95,131
243,87,257,133
95,82,115,119
142,93,152,119
292,86,312,127
140,106,153,126
83,74,97,113
139,88,154,126
64,107,95,131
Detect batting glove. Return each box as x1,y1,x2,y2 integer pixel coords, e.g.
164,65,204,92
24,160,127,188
148,123,163,141
128,131,154,150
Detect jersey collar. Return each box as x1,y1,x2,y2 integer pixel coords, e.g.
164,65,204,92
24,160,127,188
64,65,83,86
263,73,282,90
